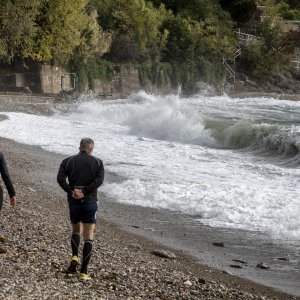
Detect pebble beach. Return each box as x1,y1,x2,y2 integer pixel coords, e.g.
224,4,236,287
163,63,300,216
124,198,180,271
0,135,299,299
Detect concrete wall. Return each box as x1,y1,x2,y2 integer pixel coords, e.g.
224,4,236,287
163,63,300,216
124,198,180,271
92,66,141,98
92,65,172,99
0,62,173,97
0,61,41,93
0,94,55,105
39,64,74,94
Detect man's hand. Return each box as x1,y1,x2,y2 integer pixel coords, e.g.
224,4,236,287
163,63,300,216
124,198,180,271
10,196,16,208
71,189,84,200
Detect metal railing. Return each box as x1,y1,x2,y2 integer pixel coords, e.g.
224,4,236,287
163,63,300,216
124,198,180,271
233,30,261,43
223,58,235,81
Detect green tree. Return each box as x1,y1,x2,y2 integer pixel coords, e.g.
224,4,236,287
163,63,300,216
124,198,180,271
0,0,41,62
0,0,108,64
162,14,234,89
95,0,170,62
150,0,223,21
278,1,300,20
239,0,291,79
219,0,256,24
34,0,107,64
286,0,300,9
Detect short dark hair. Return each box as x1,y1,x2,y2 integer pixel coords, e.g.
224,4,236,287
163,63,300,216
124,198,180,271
80,138,94,152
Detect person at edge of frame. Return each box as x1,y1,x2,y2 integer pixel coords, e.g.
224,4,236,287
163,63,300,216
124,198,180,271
0,152,17,250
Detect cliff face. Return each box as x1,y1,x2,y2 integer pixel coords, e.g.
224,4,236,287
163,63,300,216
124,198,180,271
228,69,300,97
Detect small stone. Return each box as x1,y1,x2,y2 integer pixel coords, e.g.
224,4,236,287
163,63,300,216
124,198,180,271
212,242,225,247
232,259,247,264
198,278,206,284
0,247,7,254
51,261,60,269
191,290,199,295
277,257,289,261
130,243,142,250
230,264,242,269
151,249,176,259
0,236,8,243
222,270,233,275
184,280,192,286
256,263,270,270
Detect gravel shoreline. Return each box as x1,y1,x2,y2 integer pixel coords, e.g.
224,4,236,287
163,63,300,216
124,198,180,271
0,137,299,299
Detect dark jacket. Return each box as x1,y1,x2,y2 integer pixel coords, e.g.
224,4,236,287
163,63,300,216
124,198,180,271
0,152,16,198
57,151,104,203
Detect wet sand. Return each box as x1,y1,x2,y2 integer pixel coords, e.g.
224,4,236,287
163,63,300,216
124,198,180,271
0,136,299,299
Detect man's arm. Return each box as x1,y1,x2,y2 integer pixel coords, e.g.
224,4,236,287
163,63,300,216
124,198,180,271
57,160,73,195
0,153,16,199
82,160,104,195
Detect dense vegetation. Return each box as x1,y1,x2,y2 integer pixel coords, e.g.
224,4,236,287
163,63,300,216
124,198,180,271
0,0,299,92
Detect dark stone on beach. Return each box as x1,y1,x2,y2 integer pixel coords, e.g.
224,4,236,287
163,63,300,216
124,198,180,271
129,243,142,250
222,270,233,275
0,247,7,254
213,242,225,247
151,249,176,259
131,225,140,229
277,257,289,261
232,259,247,264
0,236,8,243
51,262,60,269
256,263,270,270
230,264,243,269
198,278,206,284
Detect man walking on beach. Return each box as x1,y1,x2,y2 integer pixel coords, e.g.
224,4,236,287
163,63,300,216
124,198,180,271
57,138,104,281
0,152,17,249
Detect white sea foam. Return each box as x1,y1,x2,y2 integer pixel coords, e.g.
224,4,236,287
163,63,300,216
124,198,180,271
0,92,299,241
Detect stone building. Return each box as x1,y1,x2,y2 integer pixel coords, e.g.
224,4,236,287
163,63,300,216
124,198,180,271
0,61,75,95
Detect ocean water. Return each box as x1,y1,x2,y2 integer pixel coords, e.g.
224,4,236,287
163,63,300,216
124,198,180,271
0,92,299,243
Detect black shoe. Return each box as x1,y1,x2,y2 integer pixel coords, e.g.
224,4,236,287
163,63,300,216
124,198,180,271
66,255,79,274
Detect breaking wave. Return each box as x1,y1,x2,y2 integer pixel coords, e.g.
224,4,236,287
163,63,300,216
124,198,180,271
71,92,300,166
210,120,300,166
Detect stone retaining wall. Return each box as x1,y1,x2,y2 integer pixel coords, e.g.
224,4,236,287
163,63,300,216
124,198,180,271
0,94,55,105
40,64,74,94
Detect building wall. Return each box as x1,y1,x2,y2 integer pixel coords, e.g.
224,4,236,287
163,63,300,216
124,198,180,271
0,62,172,97
92,65,172,99
39,64,74,94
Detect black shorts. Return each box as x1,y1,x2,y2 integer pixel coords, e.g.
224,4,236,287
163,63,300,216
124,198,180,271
68,201,98,224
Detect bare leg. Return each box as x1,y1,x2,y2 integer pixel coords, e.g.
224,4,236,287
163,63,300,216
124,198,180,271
82,223,95,240
72,222,82,234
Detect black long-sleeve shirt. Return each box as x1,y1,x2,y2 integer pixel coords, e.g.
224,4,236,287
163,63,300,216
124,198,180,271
0,152,16,198
57,151,104,203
